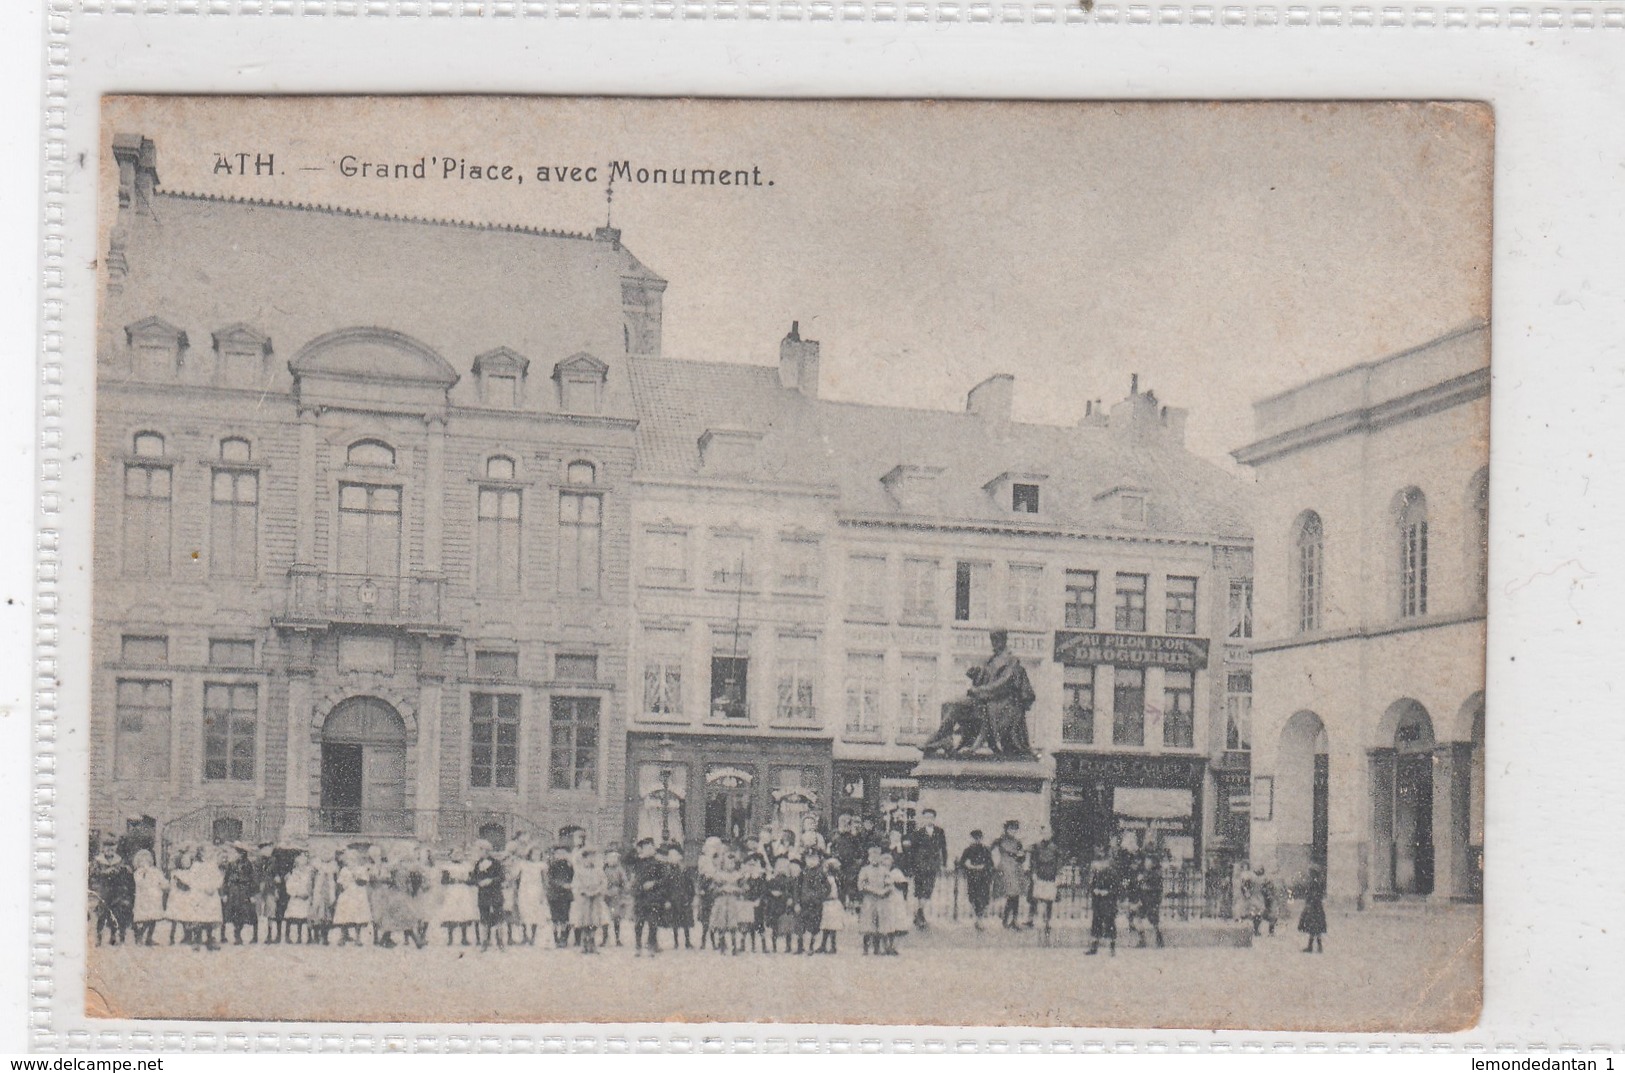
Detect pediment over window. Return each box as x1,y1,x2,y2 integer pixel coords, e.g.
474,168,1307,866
211,323,272,357
553,352,609,381
291,327,460,387
472,346,531,378
125,316,189,351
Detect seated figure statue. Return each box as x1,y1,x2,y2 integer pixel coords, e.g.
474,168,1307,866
920,629,1038,758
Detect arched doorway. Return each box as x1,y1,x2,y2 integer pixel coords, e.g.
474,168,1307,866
1277,711,1330,889
1372,699,1436,896
320,696,409,835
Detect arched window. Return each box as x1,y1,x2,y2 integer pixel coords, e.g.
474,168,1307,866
1396,488,1429,618
1294,510,1323,633
132,431,165,458
347,439,396,468
486,455,516,481
1468,469,1489,607
566,460,596,485
219,437,251,464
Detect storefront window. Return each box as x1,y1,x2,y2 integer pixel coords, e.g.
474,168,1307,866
771,766,820,835
636,761,687,845
704,765,754,843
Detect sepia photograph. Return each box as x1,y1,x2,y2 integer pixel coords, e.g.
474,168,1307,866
83,96,1489,1031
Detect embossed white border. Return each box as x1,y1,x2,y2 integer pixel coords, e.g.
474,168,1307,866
23,2,1625,1054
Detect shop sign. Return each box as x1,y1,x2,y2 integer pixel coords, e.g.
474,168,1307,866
1054,752,1205,786
1053,630,1210,671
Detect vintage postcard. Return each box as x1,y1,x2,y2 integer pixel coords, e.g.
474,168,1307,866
83,95,1489,1031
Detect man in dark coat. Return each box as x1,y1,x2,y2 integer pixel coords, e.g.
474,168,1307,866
631,838,668,956
473,842,506,950
904,809,948,928
830,814,863,906
956,830,994,930
221,844,260,945
1086,846,1121,956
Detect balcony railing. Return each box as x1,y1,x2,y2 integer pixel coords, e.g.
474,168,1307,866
278,567,445,627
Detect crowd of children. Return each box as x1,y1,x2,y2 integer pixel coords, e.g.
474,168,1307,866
87,812,1326,957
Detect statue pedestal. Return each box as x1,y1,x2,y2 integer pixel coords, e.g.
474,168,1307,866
911,754,1055,854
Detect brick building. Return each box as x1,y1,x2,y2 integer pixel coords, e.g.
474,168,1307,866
94,135,663,854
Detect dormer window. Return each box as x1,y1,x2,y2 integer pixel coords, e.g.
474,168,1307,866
1012,483,1040,514
347,439,396,468
552,353,608,415
132,431,165,458
1120,494,1145,524
210,324,272,380
1095,485,1150,528
124,317,188,378
698,428,765,474
473,347,530,409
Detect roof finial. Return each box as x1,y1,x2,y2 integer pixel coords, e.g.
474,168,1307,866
605,174,614,228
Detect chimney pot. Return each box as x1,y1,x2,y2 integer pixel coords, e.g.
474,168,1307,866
779,322,820,396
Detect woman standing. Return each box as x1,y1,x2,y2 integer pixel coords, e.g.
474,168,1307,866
282,852,314,945
439,847,479,946
308,851,339,946
513,846,548,947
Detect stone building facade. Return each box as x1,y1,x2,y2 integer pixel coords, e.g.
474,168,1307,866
94,135,663,854
1234,321,1489,907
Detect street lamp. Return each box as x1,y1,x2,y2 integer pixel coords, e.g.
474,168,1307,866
657,735,675,843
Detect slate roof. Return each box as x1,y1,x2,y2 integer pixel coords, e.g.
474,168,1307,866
107,190,661,416
627,356,1253,541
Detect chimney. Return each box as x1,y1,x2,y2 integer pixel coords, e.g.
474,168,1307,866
1078,398,1109,428
966,373,1014,422
1110,376,1165,443
1160,405,1189,445
113,134,159,215
779,321,821,397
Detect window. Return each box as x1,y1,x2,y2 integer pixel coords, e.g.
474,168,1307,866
901,558,939,621
202,682,257,782
219,438,251,464
566,460,596,485
1226,671,1253,751
1008,564,1044,626
642,628,684,717
1112,667,1145,747
1062,667,1095,744
477,486,522,591
114,679,171,780
560,377,600,414
337,484,401,577
486,456,516,481
1165,576,1198,635
710,655,749,721
1162,670,1195,748
954,561,991,622
1295,511,1324,633
487,375,518,408
122,464,171,577
548,696,599,791
899,654,938,737
644,529,689,587
771,766,820,834
556,653,598,681
1227,579,1254,639
709,532,753,590
121,635,168,664
1012,483,1040,514
132,431,165,458
844,653,884,737
1064,570,1098,628
558,491,602,595
775,635,818,724
211,468,259,578
470,693,520,789
208,639,255,667
777,536,822,592
1119,493,1146,525
1397,489,1429,618
346,439,395,468
473,650,519,679
1470,470,1489,606
1114,573,1148,632
847,555,888,620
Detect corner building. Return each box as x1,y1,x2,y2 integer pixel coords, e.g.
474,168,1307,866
627,329,1256,872
93,136,663,853
1234,322,1488,908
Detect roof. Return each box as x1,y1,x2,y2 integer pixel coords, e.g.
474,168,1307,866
627,356,1253,540
106,190,665,416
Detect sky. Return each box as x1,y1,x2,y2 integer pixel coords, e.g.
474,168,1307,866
101,96,1493,467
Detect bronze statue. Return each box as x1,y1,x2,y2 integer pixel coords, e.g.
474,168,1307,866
921,629,1037,758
